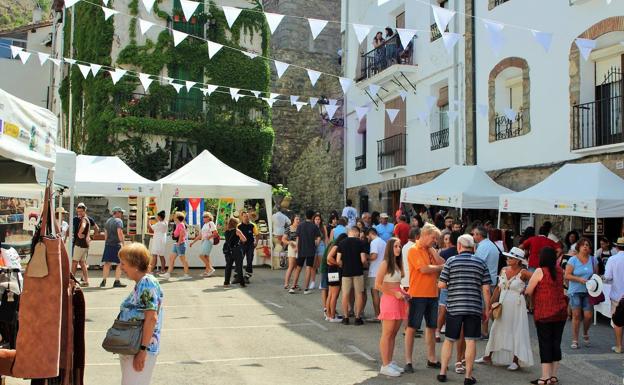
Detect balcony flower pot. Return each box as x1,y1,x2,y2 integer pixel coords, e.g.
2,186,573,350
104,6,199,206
173,15,180,22
190,17,196,24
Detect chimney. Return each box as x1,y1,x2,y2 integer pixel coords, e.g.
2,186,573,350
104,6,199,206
32,5,43,23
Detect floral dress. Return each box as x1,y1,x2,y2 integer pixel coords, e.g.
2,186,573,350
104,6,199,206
119,274,164,355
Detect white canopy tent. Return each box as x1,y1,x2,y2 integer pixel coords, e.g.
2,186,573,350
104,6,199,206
158,150,273,267
400,165,513,213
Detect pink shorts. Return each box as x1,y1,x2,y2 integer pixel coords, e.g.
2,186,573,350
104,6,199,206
378,289,408,320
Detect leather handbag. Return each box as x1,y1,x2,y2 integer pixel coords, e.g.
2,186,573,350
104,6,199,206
491,302,503,320
13,186,63,379
212,231,221,245
102,315,143,355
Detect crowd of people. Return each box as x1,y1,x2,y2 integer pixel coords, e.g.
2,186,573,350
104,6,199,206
274,201,624,384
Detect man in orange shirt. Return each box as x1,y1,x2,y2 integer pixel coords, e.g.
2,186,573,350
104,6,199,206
403,223,446,373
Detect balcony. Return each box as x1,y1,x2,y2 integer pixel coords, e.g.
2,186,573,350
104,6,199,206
494,108,526,141
377,133,406,171
430,128,449,150
355,154,366,171
572,95,623,150
495,0,510,5
430,23,442,42
358,34,416,82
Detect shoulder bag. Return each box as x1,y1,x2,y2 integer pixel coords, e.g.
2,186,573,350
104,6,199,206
102,314,143,355
588,256,605,306
491,271,519,320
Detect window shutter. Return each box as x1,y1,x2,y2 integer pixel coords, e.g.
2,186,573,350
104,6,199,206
438,86,449,107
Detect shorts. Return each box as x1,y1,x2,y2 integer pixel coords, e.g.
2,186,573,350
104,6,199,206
445,313,482,341
379,289,408,320
569,292,592,311
296,255,315,267
342,275,364,293
319,271,328,290
407,297,438,329
438,288,448,307
316,241,326,257
102,244,121,264
327,266,341,287
287,244,297,258
173,243,187,256
72,246,89,262
200,240,213,256
367,276,379,291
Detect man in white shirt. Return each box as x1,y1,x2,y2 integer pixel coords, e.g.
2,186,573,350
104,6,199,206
56,207,69,242
367,227,386,319
342,199,358,228
272,209,291,255
401,227,420,289
604,237,624,354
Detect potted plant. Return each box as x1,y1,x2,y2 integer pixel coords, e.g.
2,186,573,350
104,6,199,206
272,184,292,211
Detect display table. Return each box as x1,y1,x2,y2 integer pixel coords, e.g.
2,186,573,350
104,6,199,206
594,283,612,325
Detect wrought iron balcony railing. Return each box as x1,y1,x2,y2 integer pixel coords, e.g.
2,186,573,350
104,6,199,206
572,94,623,150
377,133,406,171
430,128,450,150
358,34,416,82
494,108,526,141
355,154,366,171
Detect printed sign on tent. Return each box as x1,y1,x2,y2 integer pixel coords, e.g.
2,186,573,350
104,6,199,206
308,18,328,40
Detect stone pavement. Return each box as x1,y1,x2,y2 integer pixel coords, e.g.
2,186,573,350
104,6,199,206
6,268,623,385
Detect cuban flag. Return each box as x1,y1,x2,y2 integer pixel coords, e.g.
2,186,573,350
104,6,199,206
185,198,204,226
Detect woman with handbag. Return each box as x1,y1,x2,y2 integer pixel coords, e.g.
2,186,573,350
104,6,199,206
190,212,217,277
525,247,568,385
476,247,533,371
160,212,191,281
564,238,598,349
224,217,247,287
117,243,163,385
325,233,348,322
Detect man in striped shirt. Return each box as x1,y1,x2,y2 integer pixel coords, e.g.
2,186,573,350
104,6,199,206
436,234,491,385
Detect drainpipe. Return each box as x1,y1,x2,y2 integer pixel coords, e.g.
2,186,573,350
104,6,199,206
343,0,349,206
471,0,477,165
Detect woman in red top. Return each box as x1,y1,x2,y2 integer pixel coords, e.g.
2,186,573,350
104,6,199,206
526,247,568,385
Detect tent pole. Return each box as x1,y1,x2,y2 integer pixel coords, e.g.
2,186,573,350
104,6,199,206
141,196,145,246
497,211,501,229
594,217,598,251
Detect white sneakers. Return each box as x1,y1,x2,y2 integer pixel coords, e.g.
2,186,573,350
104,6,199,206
159,272,171,280
507,362,519,371
202,269,216,277
389,362,404,373
179,274,192,280
380,364,401,377
308,281,316,290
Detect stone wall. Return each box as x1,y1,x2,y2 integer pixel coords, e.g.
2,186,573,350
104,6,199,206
464,0,475,165
263,0,344,216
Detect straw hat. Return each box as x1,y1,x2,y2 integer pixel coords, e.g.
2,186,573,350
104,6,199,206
585,274,604,298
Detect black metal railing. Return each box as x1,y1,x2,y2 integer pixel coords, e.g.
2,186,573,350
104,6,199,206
358,34,416,81
430,128,449,150
494,0,510,6
572,95,623,150
377,133,406,171
494,108,526,140
430,23,442,41
355,154,366,170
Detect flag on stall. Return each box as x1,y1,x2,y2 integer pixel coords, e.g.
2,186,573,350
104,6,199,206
185,198,204,226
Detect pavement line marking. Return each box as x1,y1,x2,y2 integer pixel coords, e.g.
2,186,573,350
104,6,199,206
86,303,273,310
304,318,329,331
86,352,360,366
86,322,313,333
347,345,375,361
264,300,284,309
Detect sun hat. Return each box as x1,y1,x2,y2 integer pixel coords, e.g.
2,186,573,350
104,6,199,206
615,237,624,247
55,207,67,214
585,274,604,298
502,247,527,265
111,206,125,214
380,212,389,218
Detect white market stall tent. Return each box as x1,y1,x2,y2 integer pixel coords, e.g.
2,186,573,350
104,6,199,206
158,149,273,268
401,165,513,211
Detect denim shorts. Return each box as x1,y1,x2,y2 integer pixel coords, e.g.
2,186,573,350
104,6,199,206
569,292,592,311
438,288,449,307
319,271,328,290
407,297,438,329
173,243,186,256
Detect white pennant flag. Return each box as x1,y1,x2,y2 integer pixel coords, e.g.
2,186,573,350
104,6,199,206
353,24,372,44
477,104,488,117
18,51,31,64
229,88,240,99
290,95,299,105
575,38,596,61
242,51,258,59
399,90,408,101
90,63,102,75
38,52,50,65
172,30,188,46
10,46,23,58
77,64,91,78
208,41,223,59
64,58,76,65
180,0,199,22
171,83,184,93
295,102,306,112
233,94,241,102
199,88,208,96
483,20,505,55
64,0,80,8
206,84,218,95
270,93,280,99
49,58,61,66
308,18,328,40
102,0,109,5
339,77,353,94
222,6,242,28
251,90,260,98
441,32,461,54
432,5,455,35
531,30,553,53
369,84,381,96
139,73,153,91
325,104,339,119
329,99,338,105
274,61,289,78
185,80,196,91
447,110,459,124
139,19,155,35
309,97,319,108
265,12,284,34
264,98,276,107
503,107,516,121
426,95,438,111
102,6,118,20
378,0,391,5
142,0,155,13
307,69,322,86
396,28,417,49
109,69,126,84
356,106,369,120
386,108,399,123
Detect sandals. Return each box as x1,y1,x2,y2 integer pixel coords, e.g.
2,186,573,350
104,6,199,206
550,377,559,385
455,361,465,374
583,334,590,347
530,379,551,385
570,340,579,349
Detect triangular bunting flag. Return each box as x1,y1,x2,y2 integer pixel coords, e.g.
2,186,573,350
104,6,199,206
325,104,339,120
477,104,488,117
139,19,155,35
222,6,242,29
199,88,208,96
242,51,258,59
38,52,50,65
180,0,199,22
141,0,155,13
353,24,372,44
309,97,319,108
64,58,76,65
102,6,118,20
251,90,260,98
185,80,196,91
447,110,459,123
10,46,22,58
295,102,306,112
139,73,153,91
102,0,109,5
396,28,417,49
270,93,280,100
503,107,516,121
308,18,328,40
171,83,184,93
441,32,461,54
208,41,223,59
274,61,289,78
77,64,91,78
172,30,188,46
378,0,391,5
432,5,455,35
109,69,126,84
206,84,218,95
575,38,596,61
531,30,553,53
265,12,284,34
229,88,240,99
426,95,438,111
264,98,276,107
307,69,322,86
369,84,381,96
233,94,241,102
399,90,408,101
329,99,338,105
90,63,102,75
18,51,31,64
483,19,505,55
386,108,399,123
339,77,353,94
290,95,299,105
49,58,61,66
356,106,369,120
64,0,80,8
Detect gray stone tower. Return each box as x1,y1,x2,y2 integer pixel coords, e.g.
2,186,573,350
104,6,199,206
263,0,344,216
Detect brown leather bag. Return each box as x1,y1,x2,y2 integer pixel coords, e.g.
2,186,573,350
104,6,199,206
12,187,63,379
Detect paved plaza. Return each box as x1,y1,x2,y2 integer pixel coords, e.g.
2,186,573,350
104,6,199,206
8,268,623,385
